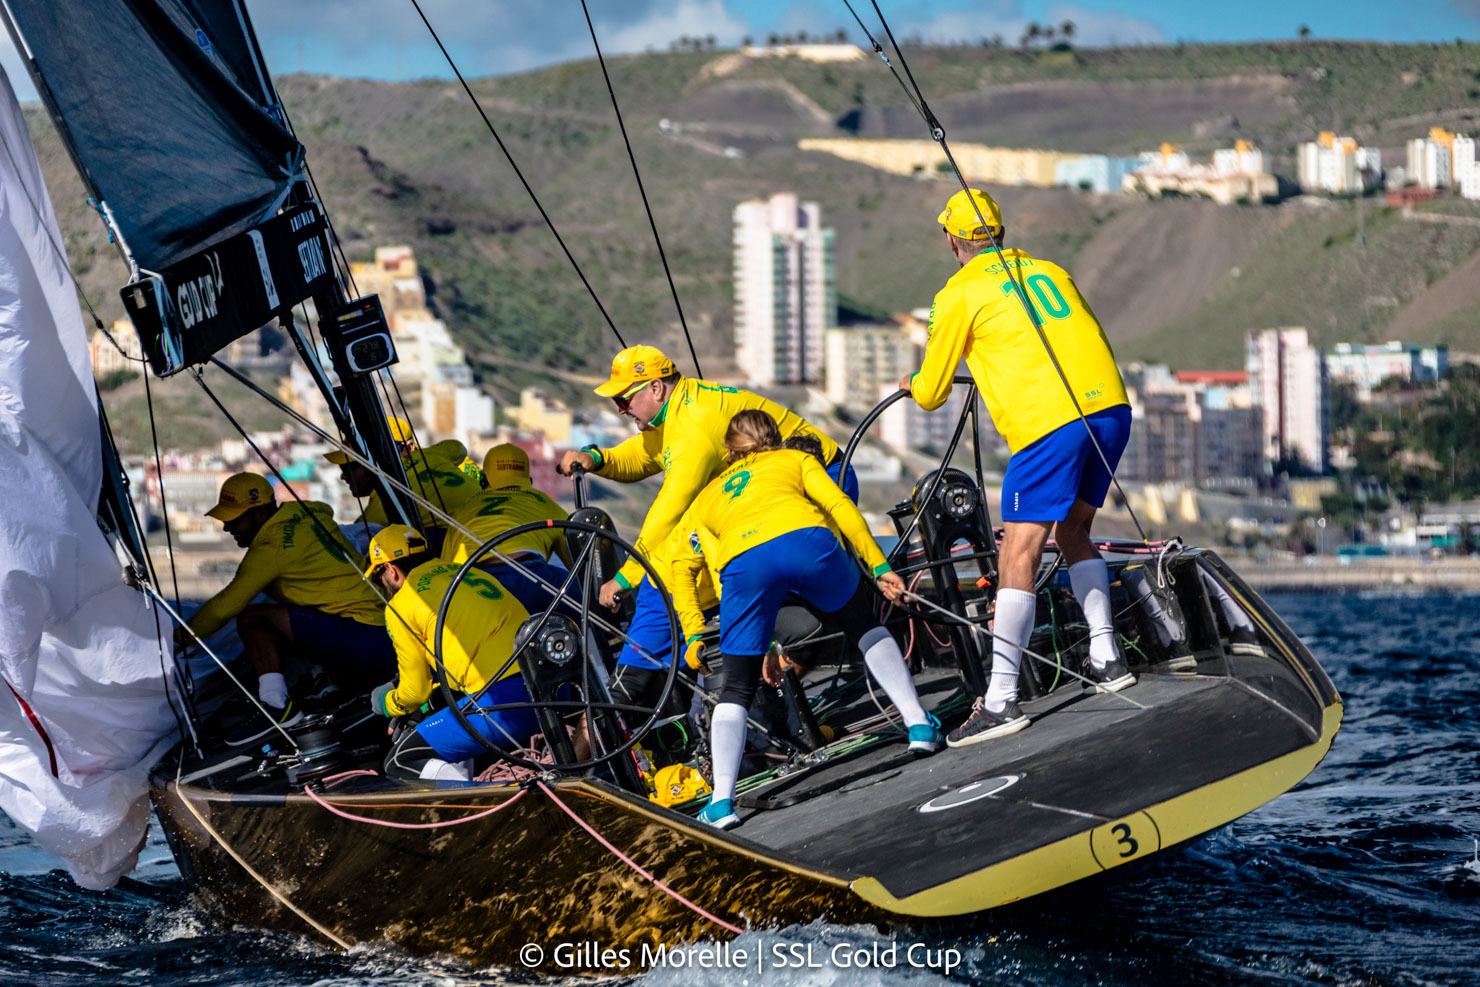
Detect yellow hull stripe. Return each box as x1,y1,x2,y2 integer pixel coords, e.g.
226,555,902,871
851,702,1343,915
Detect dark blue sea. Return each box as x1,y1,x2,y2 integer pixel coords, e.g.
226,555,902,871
2,592,1476,986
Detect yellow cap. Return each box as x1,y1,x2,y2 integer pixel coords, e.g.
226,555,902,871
324,449,352,465
364,524,430,578
593,344,676,398
648,763,711,807
387,417,413,443
205,472,274,522
483,442,531,487
937,188,1003,239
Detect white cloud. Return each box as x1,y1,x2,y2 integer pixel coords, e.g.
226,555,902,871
601,0,750,51
1044,4,1166,46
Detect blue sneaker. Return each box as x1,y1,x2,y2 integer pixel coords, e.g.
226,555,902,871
697,797,741,830
908,713,944,754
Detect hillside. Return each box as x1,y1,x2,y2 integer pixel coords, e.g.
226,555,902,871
22,40,1480,429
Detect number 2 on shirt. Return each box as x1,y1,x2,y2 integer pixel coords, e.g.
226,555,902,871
723,470,751,500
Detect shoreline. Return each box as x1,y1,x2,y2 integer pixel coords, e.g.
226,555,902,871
1232,558,1480,592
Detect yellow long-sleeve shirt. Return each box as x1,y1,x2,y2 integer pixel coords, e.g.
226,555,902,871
186,501,382,639
686,449,889,578
360,439,486,528
590,378,839,588
910,248,1129,453
441,484,570,566
651,506,723,641
381,560,531,717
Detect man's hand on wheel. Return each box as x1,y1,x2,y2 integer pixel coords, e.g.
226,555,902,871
558,450,596,477
598,578,626,611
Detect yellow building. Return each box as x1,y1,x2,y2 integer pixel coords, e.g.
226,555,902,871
504,388,573,445
798,138,1075,187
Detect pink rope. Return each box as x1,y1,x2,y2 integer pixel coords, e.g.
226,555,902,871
303,784,528,829
322,769,380,788
536,781,744,935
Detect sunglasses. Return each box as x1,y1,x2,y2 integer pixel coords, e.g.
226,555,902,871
613,380,648,413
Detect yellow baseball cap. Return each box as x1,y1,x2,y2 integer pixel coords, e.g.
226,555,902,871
205,472,274,522
594,344,677,398
938,188,1003,239
364,524,430,578
483,442,531,487
323,415,416,464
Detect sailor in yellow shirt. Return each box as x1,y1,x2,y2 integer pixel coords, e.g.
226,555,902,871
364,525,541,781
684,411,941,831
556,344,856,676
900,188,1136,748
325,416,485,555
175,473,395,737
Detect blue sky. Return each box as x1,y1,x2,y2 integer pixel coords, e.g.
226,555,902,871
4,0,1480,103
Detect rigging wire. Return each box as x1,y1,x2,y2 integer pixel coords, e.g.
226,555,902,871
578,0,700,377
408,0,626,348
847,0,1149,544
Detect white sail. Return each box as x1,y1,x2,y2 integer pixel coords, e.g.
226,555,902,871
0,64,177,889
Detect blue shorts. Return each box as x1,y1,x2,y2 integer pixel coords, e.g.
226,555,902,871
417,674,541,761
719,527,860,657
619,577,717,669
1001,405,1133,523
613,458,851,669
286,606,396,689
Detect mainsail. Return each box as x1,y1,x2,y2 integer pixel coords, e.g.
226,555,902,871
0,64,177,889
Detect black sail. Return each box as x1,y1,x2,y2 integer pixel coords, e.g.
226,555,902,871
1,0,304,271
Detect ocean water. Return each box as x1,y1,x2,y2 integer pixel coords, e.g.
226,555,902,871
2,592,1476,986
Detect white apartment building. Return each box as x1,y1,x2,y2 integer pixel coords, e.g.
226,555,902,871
733,192,836,386
1297,132,1381,194
1326,341,1448,398
823,324,918,412
1407,128,1455,189
1212,140,1265,176
1119,366,1262,483
1245,328,1329,473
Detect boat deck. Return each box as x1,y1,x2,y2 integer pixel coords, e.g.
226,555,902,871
729,666,1322,903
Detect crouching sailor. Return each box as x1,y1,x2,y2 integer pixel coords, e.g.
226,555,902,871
176,472,394,738
685,411,942,831
365,525,540,782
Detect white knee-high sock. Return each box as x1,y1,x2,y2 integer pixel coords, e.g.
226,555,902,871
860,627,927,727
986,589,1036,711
1069,559,1118,669
709,703,747,803
258,672,287,708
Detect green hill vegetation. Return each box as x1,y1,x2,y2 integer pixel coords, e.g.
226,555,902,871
22,39,1480,436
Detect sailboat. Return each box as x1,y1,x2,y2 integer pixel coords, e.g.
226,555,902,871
0,0,1342,972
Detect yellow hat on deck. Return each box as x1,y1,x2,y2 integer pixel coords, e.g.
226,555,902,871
937,188,1002,239
387,417,414,443
594,344,676,397
483,443,531,487
364,524,430,578
205,472,274,522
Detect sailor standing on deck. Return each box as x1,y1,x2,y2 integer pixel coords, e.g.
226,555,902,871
900,188,1136,748
681,411,942,830
175,472,395,737
556,344,856,708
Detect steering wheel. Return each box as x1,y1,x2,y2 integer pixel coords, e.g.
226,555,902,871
429,518,682,773
837,379,1061,623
